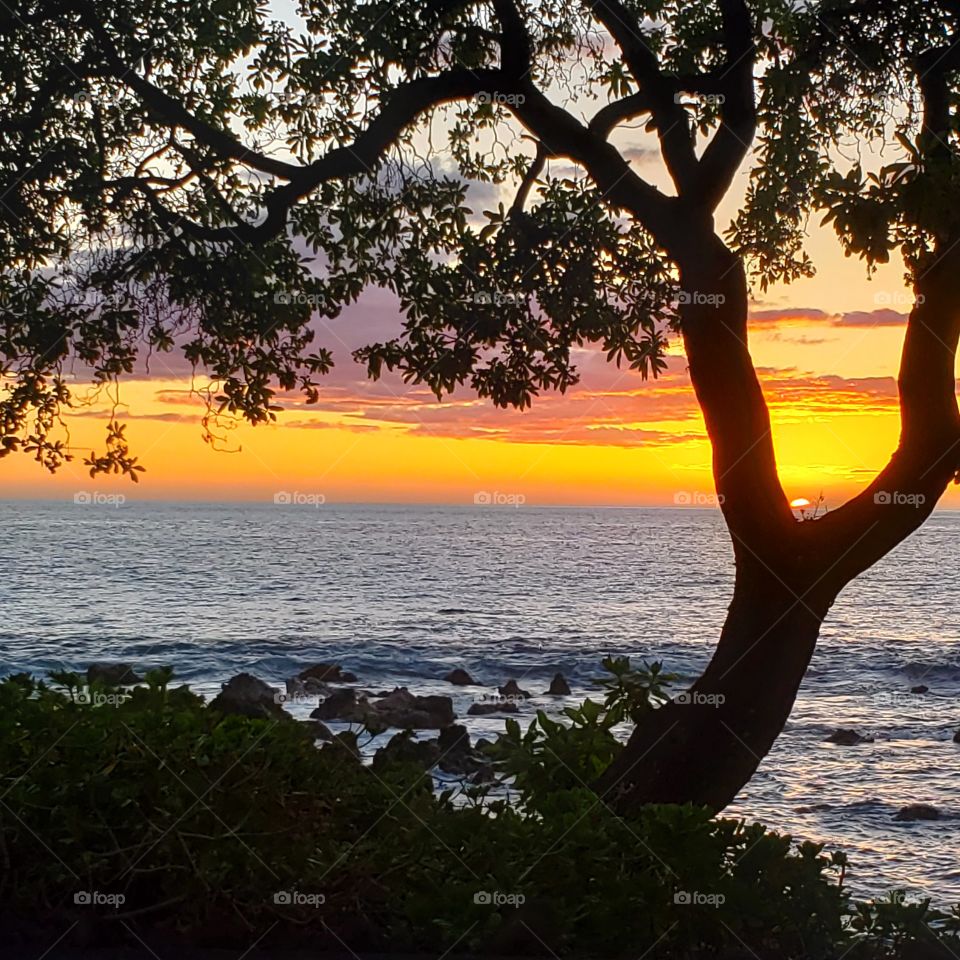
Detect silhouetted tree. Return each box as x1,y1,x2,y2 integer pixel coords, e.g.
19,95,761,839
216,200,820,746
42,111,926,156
2,0,959,811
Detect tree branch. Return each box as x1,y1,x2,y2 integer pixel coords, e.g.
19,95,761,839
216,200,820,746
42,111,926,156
694,0,757,210
586,0,699,195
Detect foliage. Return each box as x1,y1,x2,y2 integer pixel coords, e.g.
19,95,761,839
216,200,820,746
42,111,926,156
2,667,959,957
5,0,950,474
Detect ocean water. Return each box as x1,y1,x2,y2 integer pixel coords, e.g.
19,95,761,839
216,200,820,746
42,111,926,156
2,500,959,902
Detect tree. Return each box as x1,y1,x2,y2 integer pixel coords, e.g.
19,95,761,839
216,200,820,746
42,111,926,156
1,0,958,812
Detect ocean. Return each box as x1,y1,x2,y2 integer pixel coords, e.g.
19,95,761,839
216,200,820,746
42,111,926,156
2,500,958,902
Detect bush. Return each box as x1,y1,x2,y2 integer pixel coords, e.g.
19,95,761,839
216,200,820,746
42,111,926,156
0,667,958,957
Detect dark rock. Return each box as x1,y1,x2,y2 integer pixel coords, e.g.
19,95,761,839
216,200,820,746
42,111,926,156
340,671,358,683
437,724,481,775
372,687,455,729
910,684,929,694
825,728,874,745
310,688,370,722
444,668,475,686
468,700,519,716
545,672,571,696
284,676,330,700
954,728,960,744
372,732,441,771
87,662,143,685
499,679,532,699
298,662,352,683
209,673,286,720
301,719,334,741
894,803,940,822
438,724,471,755
311,686,454,729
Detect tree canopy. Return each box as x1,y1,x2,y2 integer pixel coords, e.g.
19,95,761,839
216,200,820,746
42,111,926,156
0,0,906,476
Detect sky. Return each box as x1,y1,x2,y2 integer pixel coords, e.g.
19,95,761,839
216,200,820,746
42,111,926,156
1,16,952,510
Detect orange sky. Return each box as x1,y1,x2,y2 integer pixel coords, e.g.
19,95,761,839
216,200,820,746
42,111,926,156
2,97,954,509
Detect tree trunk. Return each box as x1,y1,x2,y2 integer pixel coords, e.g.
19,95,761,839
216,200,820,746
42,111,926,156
598,557,833,814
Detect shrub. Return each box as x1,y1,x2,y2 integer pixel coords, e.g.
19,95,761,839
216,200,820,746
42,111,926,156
0,667,957,958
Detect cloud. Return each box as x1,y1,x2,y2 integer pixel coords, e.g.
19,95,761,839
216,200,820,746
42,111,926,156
749,306,909,329
835,308,909,327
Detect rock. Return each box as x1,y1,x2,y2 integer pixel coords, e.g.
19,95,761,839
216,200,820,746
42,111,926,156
311,686,455,729
437,724,478,775
298,662,353,683
825,728,874,745
954,728,960,744
372,732,441,771
438,724,471,755
209,673,286,720
301,719,334,741
910,684,929,694
310,688,370,722
371,687,455,729
86,662,143,685
444,668,475,686
545,673,571,696
498,679,532,699
340,671,358,683
468,700,519,716
284,676,331,700
894,803,940,822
